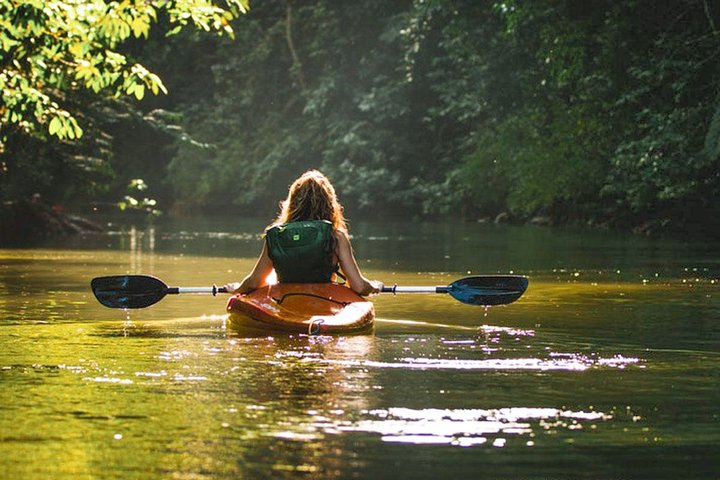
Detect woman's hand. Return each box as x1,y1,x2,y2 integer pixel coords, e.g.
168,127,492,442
224,282,242,294
357,279,383,296
368,280,384,295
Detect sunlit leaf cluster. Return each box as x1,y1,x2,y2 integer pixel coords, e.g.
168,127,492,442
0,0,248,146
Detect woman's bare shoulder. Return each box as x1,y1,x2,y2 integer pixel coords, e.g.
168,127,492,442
333,228,351,244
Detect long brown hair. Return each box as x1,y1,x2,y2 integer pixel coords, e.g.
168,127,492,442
274,170,348,231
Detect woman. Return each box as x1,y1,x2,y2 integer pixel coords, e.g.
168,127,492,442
224,170,382,296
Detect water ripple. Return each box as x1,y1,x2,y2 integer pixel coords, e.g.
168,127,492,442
308,353,641,371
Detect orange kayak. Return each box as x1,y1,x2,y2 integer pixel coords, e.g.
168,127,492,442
226,283,375,335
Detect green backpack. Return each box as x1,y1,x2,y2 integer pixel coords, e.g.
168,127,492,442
265,220,336,283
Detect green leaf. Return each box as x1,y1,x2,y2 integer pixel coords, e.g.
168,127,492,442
134,84,145,100
48,116,61,135
167,25,183,36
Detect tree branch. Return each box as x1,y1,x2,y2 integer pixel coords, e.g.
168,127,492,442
285,0,306,91
704,0,718,35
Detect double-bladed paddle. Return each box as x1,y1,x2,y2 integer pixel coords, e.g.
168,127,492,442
91,274,528,309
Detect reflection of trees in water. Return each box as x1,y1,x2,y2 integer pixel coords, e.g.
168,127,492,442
117,225,156,275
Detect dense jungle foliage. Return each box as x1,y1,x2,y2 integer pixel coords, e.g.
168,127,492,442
2,0,720,235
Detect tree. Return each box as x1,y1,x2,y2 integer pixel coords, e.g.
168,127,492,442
460,0,720,231
166,0,417,216
0,0,248,204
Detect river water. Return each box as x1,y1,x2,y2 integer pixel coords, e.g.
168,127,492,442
1,216,718,479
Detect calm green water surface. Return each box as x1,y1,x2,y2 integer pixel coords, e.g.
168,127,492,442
1,217,719,479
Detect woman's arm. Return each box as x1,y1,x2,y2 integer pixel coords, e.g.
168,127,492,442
335,230,382,296
224,242,275,294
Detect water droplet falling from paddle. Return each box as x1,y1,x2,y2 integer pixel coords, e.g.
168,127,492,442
122,308,133,337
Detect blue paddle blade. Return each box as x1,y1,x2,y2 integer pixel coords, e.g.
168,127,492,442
91,275,169,309
447,275,528,306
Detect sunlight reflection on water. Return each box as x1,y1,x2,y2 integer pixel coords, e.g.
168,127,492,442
305,353,641,371
348,406,611,446
271,406,614,448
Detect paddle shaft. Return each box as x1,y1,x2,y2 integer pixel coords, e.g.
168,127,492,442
382,285,448,294
169,286,228,295
183,286,449,294
177,286,444,295
181,286,446,294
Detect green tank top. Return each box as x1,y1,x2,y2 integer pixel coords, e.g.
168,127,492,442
265,220,336,283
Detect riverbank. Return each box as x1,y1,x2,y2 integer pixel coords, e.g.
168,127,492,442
2,198,717,248
0,199,104,246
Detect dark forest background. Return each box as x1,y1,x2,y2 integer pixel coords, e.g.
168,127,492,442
3,0,720,236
